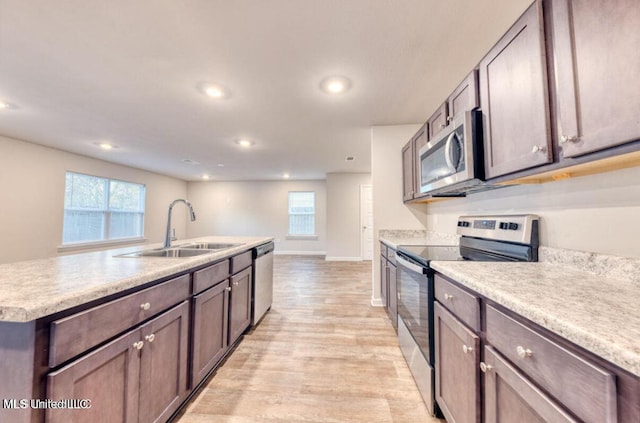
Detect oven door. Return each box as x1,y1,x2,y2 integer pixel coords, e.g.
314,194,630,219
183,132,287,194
396,254,433,363
419,110,478,195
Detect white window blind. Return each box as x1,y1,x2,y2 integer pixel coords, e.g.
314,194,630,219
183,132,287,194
63,172,146,245
288,191,315,236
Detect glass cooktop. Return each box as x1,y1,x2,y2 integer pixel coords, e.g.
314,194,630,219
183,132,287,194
397,245,465,266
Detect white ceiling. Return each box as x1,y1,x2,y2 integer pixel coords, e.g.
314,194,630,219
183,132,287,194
0,0,532,181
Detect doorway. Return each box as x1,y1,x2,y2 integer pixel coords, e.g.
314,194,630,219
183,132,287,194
360,184,373,260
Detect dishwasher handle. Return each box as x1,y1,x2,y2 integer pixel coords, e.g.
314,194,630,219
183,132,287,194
254,241,275,258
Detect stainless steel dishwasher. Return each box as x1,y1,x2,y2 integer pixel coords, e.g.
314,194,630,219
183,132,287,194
252,241,274,326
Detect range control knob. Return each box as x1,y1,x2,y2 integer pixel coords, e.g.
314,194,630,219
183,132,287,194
499,222,508,230
508,222,519,230
457,221,463,227
463,221,470,227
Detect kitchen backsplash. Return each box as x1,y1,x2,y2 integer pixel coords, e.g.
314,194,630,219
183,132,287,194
540,246,640,286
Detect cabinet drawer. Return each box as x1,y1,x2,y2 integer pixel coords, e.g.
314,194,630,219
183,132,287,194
49,274,191,367
486,305,617,423
435,274,481,332
193,259,230,293
231,251,252,273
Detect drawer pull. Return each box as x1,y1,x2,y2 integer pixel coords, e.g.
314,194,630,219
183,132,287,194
516,345,533,358
480,362,493,373
462,345,473,354
145,334,155,343
133,341,144,350
444,293,454,301
140,302,151,311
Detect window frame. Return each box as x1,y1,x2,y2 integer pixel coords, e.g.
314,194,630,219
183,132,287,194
287,191,316,238
60,171,147,250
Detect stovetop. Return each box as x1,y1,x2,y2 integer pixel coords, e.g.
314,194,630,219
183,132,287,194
397,245,465,265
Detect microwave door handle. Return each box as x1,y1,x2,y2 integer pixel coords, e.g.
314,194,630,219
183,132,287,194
444,132,458,173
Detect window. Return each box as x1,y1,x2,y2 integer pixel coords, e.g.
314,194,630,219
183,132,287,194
288,191,315,236
63,172,146,245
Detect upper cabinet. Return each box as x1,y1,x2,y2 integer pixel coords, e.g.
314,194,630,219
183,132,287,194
479,1,552,179
427,103,448,140
412,123,428,199
402,138,416,202
551,0,640,158
448,70,479,125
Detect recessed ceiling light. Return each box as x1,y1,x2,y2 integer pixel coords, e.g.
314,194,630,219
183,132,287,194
217,163,225,167
235,139,254,148
93,142,117,150
320,76,352,94
199,83,230,99
0,101,16,110
202,174,210,180
283,173,290,179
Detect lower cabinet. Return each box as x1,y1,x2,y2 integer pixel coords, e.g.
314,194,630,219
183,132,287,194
191,280,230,387
482,346,576,423
229,266,252,346
434,302,480,423
46,301,189,423
387,263,397,329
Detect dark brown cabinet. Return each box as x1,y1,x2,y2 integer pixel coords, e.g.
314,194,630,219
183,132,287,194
379,243,397,329
380,252,388,307
191,280,229,387
479,1,552,179
402,139,415,202
46,301,189,423
387,261,397,329
411,124,428,199
447,71,479,125
229,266,252,345
427,103,448,140
434,302,480,423
550,0,640,158
482,346,576,423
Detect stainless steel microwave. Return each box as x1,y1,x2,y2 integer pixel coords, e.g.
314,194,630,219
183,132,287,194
418,110,486,196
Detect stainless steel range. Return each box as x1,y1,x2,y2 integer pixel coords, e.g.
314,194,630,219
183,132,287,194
395,214,539,416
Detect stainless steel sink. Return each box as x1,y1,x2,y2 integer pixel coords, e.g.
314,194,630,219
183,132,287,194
116,248,214,258
177,242,241,250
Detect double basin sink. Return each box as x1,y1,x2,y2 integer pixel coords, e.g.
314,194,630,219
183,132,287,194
117,242,241,258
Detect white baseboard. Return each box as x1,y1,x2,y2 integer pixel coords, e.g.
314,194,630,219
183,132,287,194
370,297,384,307
325,256,362,262
274,250,327,256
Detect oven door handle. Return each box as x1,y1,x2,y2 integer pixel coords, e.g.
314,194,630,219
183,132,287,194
396,255,425,274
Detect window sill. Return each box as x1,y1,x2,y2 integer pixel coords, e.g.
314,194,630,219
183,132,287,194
58,237,147,253
286,235,318,241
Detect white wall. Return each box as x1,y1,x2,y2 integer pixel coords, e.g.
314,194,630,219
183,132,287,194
370,124,427,304
422,165,640,258
326,173,372,260
186,180,327,254
0,135,188,264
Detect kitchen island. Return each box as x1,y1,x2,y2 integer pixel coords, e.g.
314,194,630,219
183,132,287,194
0,235,272,423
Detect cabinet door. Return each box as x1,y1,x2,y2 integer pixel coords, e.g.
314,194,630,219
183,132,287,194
138,301,189,423
412,123,429,199
428,103,448,140
191,280,230,386
447,70,479,123
483,346,577,423
402,139,415,202
479,1,552,179
434,302,480,423
387,263,397,329
229,267,252,345
46,328,141,423
379,256,388,308
551,0,640,158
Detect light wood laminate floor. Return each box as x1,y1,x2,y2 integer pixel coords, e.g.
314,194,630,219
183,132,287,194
176,255,442,423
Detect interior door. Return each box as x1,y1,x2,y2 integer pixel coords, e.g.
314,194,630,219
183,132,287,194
360,184,373,260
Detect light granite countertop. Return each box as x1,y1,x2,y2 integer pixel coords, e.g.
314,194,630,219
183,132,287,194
379,231,459,249
0,236,272,323
431,261,640,377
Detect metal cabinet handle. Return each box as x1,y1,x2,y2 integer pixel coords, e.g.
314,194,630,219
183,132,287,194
560,135,578,144
516,346,533,358
145,334,155,343
480,362,492,373
225,286,232,292
133,341,144,350
462,345,473,354
444,293,454,301
439,123,446,129
140,302,151,311
446,115,454,123
531,145,547,154
233,281,239,286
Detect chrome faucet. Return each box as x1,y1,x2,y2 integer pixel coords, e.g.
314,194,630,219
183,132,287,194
164,199,196,249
